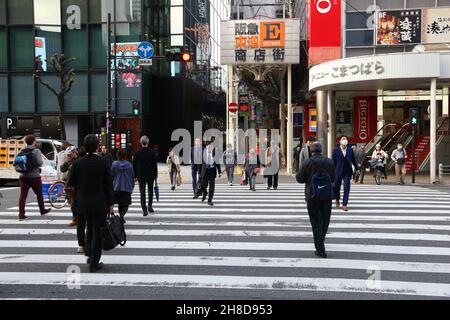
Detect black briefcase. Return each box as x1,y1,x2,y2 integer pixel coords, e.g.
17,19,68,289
101,212,126,251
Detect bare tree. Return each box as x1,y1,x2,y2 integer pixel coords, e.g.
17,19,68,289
33,54,76,141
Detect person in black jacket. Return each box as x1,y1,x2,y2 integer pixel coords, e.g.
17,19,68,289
296,142,335,258
66,135,114,272
199,142,221,206
133,136,158,216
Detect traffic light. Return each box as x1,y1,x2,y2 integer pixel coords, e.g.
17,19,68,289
132,100,141,117
409,107,419,125
165,50,192,62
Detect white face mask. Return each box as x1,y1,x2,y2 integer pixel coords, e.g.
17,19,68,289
340,140,348,146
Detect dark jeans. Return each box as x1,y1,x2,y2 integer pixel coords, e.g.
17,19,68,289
307,201,332,254
85,211,107,268
267,173,278,188
334,173,352,206
138,179,154,212
18,176,46,219
202,170,216,202
191,165,201,193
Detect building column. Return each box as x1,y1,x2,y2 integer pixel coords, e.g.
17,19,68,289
287,64,293,174
443,87,449,117
430,78,437,184
316,90,328,155
327,91,336,158
377,89,384,134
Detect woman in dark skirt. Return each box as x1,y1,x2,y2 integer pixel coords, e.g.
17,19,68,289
111,148,134,222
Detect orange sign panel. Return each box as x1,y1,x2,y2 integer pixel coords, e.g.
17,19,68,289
260,22,285,48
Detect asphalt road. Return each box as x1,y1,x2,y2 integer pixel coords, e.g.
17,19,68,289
1,176,450,299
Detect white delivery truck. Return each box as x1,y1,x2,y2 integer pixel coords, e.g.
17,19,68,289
0,138,62,186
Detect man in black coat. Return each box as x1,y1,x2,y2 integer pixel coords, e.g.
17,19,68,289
199,142,221,206
296,142,335,258
133,136,158,216
67,134,114,272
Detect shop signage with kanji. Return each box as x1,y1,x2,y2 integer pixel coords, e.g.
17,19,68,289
220,19,300,65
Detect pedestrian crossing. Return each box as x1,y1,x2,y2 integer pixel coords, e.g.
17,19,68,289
1,182,450,299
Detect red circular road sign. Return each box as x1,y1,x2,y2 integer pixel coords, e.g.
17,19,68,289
229,102,238,113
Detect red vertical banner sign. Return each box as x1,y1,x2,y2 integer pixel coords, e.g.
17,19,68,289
308,0,342,66
353,97,377,143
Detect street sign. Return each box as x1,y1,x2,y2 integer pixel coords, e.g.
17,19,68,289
137,41,154,59
228,102,238,113
139,58,152,66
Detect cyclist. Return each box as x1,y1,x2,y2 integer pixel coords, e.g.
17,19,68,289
371,144,389,180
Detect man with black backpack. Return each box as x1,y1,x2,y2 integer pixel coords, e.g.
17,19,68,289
296,142,335,258
16,135,52,221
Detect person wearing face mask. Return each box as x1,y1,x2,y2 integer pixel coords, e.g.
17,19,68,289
391,143,407,185
332,136,359,212
299,136,316,170
371,144,389,180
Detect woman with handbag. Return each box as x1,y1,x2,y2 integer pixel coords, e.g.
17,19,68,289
166,148,181,191
111,148,134,222
244,148,261,192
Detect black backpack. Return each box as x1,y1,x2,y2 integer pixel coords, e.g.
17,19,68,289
13,148,36,173
309,158,333,201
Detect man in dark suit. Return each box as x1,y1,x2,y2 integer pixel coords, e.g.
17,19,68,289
332,135,359,212
296,142,335,258
133,136,158,216
67,134,113,273
199,142,221,206
191,138,204,197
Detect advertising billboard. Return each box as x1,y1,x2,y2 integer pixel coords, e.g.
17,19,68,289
220,19,300,65
307,0,341,66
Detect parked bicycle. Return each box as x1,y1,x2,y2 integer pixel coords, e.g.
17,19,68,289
48,180,67,209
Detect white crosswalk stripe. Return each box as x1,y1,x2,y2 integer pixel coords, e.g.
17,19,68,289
1,182,450,299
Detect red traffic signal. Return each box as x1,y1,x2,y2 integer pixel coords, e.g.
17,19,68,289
165,50,192,62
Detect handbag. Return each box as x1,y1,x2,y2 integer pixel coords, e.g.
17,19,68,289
101,212,126,251
176,173,182,186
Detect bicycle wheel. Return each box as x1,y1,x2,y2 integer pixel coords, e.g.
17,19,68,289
375,169,382,185
48,181,67,209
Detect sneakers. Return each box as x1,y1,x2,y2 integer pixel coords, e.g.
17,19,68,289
19,216,31,221
77,246,85,253
68,219,77,226
41,208,51,216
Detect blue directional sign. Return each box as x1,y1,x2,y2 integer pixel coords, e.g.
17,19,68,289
137,41,154,59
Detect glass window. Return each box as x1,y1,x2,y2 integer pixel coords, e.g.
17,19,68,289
346,12,373,29
33,0,61,25
8,0,33,24
37,74,59,112
0,75,7,112
65,74,88,112
0,27,6,69
90,24,107,68
10,27,34,70
63,26,88,68
376,0,405,9
345,48,374,57
406,0,436,7
89,0,113,23
35,26,62,72
11,75,34,112
62,0,87,24
0,0,6,24
90,73,107,112
346,0,374,11
346,30,374,46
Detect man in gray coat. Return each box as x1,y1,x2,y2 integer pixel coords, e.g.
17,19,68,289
298,136,316,171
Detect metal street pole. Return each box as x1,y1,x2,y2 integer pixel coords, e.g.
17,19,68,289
106,13,112,150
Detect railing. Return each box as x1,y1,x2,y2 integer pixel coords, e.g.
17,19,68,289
439,164,450,183
419,117,450,171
